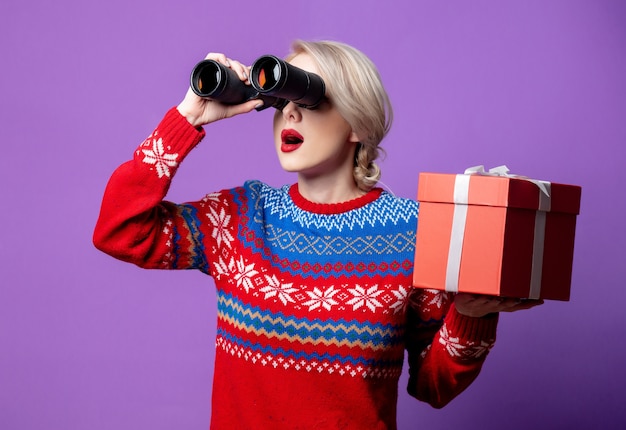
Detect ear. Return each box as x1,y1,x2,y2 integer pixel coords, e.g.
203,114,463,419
348,130,360,143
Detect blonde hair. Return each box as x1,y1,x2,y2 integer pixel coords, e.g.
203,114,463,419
287,40,393,191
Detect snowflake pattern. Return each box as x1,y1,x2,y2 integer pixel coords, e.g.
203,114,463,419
201,192,223,208
438,325,465,357
438,325,494,359
213,256,234,278
234,257,259,293
260,275,298,305
213,252,407,315
347,285,384,312
463,340,494,359
414,289,449,309
303,286,339,311
141,136,178,178
389,286,409,314
206,206,234,248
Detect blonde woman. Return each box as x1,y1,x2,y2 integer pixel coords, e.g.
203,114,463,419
94,40,539,429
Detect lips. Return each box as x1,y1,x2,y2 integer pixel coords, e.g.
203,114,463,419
280,129,304,152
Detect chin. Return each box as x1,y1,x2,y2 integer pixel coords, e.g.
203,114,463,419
278,162,301,173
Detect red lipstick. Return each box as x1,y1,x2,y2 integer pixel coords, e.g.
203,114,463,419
280,129,304,153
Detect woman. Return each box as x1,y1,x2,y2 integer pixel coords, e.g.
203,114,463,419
93,40,539,429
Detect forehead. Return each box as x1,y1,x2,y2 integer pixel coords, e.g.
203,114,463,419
288,53,320,75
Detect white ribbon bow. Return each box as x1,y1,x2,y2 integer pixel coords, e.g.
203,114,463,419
464,165,551,208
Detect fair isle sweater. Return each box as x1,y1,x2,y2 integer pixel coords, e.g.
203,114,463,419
93,107,498,430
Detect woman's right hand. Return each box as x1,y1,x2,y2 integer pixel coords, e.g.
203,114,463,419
176,53,262,128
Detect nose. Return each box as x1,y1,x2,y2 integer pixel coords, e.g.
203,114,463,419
281,101,302,122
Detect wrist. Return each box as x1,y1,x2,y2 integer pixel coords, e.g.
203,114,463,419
176,105,202,128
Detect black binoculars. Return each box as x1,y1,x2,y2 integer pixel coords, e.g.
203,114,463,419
189,55,326,111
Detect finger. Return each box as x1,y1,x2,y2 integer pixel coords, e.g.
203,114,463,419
476,296,504,307
205,52,230,66
227,59,250,82
224,98,263,118
478,296,520,313
500,299,544,312
455,293,482,303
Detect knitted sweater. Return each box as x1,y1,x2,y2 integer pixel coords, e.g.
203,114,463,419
93,108,498,430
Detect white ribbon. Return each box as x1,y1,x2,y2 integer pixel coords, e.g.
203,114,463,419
529,182,551,299
444,166,551,298
445,175,471,293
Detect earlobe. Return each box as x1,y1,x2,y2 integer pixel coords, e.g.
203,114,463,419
348,130,360,143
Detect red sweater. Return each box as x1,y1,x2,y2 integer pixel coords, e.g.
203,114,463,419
93,108,498,429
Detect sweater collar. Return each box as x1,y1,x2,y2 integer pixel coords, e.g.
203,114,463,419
288,183,383,215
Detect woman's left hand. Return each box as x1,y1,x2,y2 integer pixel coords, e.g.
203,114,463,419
454,293,544,318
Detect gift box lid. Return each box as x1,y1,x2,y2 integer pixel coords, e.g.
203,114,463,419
417,172,582,214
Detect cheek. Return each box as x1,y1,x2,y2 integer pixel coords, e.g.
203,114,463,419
272,110,281,131
272,111,283,144
330,122,355,146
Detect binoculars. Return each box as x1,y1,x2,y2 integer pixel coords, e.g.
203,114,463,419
190,55,326,111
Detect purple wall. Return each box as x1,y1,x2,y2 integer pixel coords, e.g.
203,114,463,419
1,0,624,429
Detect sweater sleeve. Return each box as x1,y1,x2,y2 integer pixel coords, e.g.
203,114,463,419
405,289,498,408
93,107,208,270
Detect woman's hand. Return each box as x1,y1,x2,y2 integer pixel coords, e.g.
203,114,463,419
177,53,262,128
454,293,544,318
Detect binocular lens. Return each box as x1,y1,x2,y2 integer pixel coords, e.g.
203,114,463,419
190,60,225,98
196,64,220,94
256,61,281,91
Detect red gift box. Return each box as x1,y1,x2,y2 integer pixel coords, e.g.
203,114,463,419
412,166,582,301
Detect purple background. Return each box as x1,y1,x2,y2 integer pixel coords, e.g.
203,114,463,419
1,0,624,429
